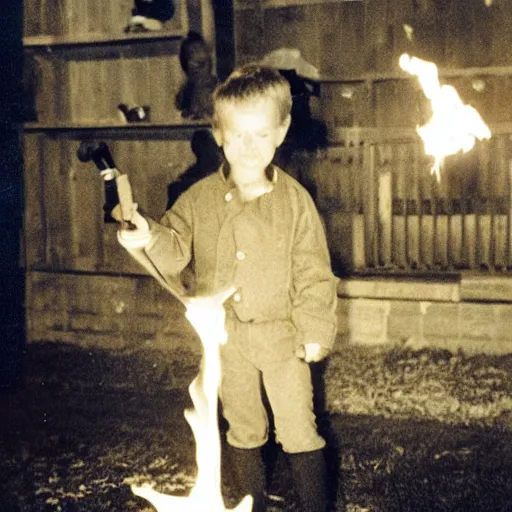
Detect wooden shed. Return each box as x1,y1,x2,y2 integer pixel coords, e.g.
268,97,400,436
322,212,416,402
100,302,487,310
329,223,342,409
21,0,512,355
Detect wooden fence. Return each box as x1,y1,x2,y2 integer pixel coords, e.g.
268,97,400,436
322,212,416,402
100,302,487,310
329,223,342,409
314,132,512,274
24,127,512,277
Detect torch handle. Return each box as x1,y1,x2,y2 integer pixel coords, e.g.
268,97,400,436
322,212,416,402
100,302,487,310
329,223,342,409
115,173,137,231
116,174,135,221
103,175,120,223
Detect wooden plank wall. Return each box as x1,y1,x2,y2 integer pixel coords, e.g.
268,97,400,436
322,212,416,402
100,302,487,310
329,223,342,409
22,0,220,284
234,0,512,272
23,134,197,274
234,0,512,128
233,0,512,139
235,1,366,75
23,0,512,276
313,135,512,272
23,0,187,37
30,45,186,126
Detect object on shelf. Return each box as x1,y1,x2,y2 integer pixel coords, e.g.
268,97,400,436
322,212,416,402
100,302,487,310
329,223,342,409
260,47,320,80
118,103,151,123
125,0,175,32
175,31,218,120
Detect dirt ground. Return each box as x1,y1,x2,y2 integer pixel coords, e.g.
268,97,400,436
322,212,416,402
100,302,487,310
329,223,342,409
2,342,512,512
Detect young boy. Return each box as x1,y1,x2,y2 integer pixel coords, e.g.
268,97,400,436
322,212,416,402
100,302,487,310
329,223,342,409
117,65,338,511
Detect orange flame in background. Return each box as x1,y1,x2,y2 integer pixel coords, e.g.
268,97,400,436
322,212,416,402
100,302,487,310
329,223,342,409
399,53,491,181
131,288,253,512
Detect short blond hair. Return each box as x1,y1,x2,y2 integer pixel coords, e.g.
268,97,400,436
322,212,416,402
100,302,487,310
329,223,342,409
212,65,292,126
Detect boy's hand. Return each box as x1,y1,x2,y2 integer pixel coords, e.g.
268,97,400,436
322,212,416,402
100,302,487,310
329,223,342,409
113,204,151,248
295,343,329,363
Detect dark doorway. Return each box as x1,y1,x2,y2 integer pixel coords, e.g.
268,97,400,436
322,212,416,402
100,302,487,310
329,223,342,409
0,0,24,390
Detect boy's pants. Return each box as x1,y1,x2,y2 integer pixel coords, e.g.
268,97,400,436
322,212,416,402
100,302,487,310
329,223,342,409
220,314,325,454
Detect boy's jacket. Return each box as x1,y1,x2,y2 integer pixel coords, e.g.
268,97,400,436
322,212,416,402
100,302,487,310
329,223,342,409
124,164,338,352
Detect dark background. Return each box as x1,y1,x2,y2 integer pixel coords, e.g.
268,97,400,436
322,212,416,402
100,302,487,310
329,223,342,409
0,1,24,388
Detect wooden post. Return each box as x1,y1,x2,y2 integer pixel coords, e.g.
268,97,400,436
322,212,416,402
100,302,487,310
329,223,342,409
378,167,392,267
391,143,406,269
364,144,377,267
407,143,420,269
508,159,512,267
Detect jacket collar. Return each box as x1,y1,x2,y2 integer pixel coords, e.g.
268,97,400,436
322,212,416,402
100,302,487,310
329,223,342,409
218,162,278,185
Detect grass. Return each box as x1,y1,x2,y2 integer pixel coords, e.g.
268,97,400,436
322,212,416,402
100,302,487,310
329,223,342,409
324,345,512,425
1,342,512,511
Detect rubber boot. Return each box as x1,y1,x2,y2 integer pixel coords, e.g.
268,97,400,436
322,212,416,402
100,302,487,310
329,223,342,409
224,445,266,512
288,449,327,512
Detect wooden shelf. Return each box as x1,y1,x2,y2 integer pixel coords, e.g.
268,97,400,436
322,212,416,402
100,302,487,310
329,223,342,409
22,120,511,143
319,65,512,84
23,121,211,140
327,122,512,145
235,0,362,10
23,30,186,49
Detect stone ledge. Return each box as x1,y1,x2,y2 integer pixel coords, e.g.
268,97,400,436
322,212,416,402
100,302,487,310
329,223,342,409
460,274,512,302
25,270,512,356
337,277,460,302
338,274,512,304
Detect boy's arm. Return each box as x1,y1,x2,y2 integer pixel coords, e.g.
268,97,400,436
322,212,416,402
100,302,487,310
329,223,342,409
116,195,193,279
291,193,338,357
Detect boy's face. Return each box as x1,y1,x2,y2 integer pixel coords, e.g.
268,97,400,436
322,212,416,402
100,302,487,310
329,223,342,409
213,97,290,185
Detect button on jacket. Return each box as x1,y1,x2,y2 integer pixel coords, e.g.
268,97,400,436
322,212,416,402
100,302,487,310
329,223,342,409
143,164,338,351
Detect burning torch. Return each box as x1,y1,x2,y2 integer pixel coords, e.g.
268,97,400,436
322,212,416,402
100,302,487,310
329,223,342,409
77,140,251,511
77,140,191,302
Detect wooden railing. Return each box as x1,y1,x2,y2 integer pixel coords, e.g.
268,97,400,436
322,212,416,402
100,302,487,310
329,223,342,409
313,131,512,274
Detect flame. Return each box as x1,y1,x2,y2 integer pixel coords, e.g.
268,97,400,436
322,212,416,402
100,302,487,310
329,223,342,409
399,53,491,181
131,288,253,512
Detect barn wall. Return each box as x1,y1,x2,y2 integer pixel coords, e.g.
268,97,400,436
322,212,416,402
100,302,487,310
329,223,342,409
23,0,512,354
234,0,512,273
230,0,512,353
23,133,197,273
234,0,512,74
